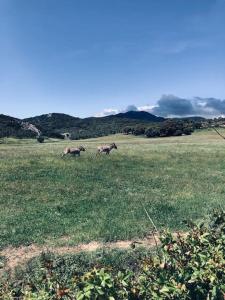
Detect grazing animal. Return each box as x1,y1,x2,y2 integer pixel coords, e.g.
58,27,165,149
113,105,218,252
62,146,86,157
97,143,117,155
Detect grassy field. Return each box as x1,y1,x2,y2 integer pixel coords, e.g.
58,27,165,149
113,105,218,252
0,129,225,249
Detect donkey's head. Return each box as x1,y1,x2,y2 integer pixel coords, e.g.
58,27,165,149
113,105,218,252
79,145,86,151
111,143,117,149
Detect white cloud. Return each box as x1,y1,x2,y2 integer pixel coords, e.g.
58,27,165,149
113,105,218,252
94,108,119,117
137,105,155,112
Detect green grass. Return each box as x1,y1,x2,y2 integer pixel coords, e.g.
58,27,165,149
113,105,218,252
0,129,225,249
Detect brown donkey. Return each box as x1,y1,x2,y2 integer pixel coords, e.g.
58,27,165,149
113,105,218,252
62,146,86,157
97,143,117,155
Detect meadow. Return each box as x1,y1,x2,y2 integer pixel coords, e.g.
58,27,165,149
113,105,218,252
0,129,225,250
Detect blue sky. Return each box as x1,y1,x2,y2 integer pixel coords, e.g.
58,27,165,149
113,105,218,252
0,0,225,118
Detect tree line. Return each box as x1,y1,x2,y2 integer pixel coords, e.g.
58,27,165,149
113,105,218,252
122,119,201,138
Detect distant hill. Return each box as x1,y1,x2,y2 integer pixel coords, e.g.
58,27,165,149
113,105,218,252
113,111,165,122
2,111,205,140
0,114,20,124
23,111,165,139
24,113,81,138
25,113,80,128
0,114,40,138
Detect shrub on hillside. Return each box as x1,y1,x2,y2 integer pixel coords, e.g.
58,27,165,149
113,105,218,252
133,126,146,136
145,128,160,138
174,129,183,136
1,210,224,299
122,126,134,135
183,127,194,135
36,135,45,143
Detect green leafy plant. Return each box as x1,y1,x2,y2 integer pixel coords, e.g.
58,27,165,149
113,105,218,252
1,210,224,299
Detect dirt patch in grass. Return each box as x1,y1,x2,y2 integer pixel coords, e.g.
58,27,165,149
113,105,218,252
0,235,160,271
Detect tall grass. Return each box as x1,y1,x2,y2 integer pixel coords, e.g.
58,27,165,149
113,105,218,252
0,130,225,248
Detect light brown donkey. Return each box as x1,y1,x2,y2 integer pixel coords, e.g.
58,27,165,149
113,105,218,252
97,143,117,155
62,146,86,157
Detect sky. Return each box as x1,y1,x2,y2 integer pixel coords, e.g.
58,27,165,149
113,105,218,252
0,0,225,119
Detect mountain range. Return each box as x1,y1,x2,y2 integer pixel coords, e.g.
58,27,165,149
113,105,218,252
0,111,165,139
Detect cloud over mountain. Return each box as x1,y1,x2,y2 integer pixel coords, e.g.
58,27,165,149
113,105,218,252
96,95,225,118
152,95,195,117
95,105,138,117
152,95,225,118
94,108,120,117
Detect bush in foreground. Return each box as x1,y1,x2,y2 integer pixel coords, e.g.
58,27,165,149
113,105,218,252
1,210,224,299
